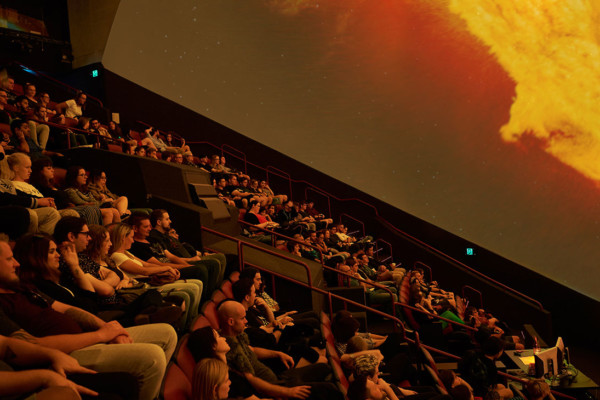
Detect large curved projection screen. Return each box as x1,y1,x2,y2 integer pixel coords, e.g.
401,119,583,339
103,0,600,301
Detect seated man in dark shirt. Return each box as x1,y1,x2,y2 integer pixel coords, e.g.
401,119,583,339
218,300,343,400
0,234,177,400
127,212,219,301
148,208,226,282
458,336,513,399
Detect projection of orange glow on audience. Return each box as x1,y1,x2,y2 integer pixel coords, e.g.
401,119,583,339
449,1,600,183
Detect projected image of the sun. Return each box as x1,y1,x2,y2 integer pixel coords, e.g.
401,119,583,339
449,1,600,183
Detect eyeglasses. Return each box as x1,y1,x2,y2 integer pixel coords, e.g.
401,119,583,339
78,231,91,237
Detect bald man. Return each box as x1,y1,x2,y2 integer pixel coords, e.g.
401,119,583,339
218,300,343,400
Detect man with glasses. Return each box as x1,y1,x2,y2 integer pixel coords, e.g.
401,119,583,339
0,231,177,400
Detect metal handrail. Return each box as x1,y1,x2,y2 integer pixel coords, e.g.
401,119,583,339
164,138,544,311
238,219,325,265
265,165,293,199
462,285,483,309
221,144,247,175
374,238,393,264
414,261,433,281
201,226,313,285
305,187,332,218
242,261,405,334
338,212,366,237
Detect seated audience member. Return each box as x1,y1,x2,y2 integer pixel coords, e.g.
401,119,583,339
14,232,106,316
165,131,191,153
64,165,121,225
133,145,147,157
346,258,398,310
0,334,141,400
331,311,407,371
439,370,474,398
232,278,324,367
209,154,227,176
149,209,226,282
0,171,60,235
348,354,420,400
107,120,124,141
127,212,217,299
23,83,38,106
193,358,231,400
188,326,260,400
37,92,64,124
172,152,184,165
243,200,278,243
108,223,201,328
21,84,51,150
459,337,513,399
293,203,316,231
218,300,343,400
0,233,178,400
274,201,305,235
0,75,17,104
184,151,198,167
299,201,332,229
9,119,60,160
221,156,250,180
57,92,86,119
238,267,319,327
215,177,236,206
8,152,78,220
146,147,159,159
30,157,103,225
87,169,131,219
197,154,211,171
140,127,166,152
13,96,32,120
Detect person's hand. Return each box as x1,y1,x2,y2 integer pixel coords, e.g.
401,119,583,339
110,334,133,344
49,350,96,377
41,370,98,398
58,242,79,268
277,352,294,369
38,197,56,208
97,321,129,342
400,388,418,396
286,385,311,399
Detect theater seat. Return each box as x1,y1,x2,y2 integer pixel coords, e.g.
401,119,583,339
161,362,191,400
174,334,196,382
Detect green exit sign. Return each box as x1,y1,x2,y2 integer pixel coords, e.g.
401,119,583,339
91,69,99,78
466,247,474,256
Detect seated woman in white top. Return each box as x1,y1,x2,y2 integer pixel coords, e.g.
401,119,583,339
57,92,86,119
108,223,202,329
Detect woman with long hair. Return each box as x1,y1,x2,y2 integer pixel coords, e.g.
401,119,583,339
79,224,183,327
29,157,103,225
13,233,99,313
64,165,120,225
188,326,261,400
87,169,131,219
192,359,231,400
108,223,202,329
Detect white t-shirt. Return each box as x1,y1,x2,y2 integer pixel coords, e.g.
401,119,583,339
111,251,144,278
64,99,82,119
12,181,43,198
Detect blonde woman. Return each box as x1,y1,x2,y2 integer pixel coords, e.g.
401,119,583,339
108,223,202,329
192,359,231,400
